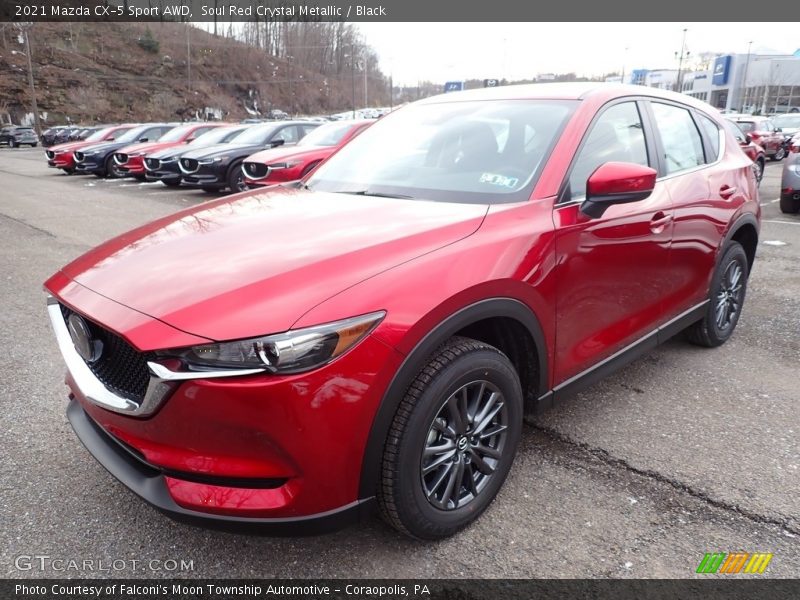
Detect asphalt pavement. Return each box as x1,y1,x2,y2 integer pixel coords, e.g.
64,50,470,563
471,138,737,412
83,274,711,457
0,148,797,578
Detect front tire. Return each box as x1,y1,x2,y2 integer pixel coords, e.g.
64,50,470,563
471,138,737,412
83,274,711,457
227,161,246,193
752,159,764,185
378,337,523,540
162,178,181,187
771,146,786,161
686,242,749,348
9,139,17,148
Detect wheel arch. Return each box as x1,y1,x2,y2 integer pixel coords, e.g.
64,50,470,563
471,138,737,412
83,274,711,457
723,212,759,274
358,297,548,499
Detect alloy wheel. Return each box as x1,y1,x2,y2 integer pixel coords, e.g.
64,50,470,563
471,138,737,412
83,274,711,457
421,380,509,511
715,259,743,331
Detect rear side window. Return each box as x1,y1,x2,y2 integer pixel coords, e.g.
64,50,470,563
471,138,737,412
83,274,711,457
651,102,705,175
696,114,721,162
567,102,649,201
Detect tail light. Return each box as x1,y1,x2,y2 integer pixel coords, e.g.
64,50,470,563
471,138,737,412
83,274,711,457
791,142,800,154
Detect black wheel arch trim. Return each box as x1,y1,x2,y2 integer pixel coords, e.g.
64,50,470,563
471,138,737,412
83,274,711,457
358,297,548,499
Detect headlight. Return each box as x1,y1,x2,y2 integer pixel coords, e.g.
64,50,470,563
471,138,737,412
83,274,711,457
199,156,227,164
161,156,177,163
268,160,302,170
158,311,385,374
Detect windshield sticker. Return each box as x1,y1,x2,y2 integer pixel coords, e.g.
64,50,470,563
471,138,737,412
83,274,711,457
480,173,519,188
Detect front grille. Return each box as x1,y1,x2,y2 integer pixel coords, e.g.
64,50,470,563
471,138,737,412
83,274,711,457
74,151,84,161
114,153,128,165
244,162,268,179
144,157,159,170
180,158,199,173
46,150,54,159
60,304,154,404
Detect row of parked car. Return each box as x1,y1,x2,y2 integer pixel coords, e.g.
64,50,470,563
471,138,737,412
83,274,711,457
43,119,373,193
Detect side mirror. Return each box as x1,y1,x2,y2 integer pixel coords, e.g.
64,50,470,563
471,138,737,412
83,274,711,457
580,162,657,219
269,139,286,148
138,137,149,142
744,134,752,144
185,137,195,143
775,127,782,133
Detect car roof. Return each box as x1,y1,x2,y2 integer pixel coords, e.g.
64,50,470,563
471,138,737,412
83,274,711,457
416,82,722,113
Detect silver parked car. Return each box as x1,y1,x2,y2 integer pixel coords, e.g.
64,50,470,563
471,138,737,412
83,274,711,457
780,132,800,214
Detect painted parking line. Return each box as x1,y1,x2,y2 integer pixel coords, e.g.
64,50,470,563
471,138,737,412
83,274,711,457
762,219,800,226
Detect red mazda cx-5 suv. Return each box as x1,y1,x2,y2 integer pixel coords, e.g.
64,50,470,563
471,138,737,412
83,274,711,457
45,84,760,539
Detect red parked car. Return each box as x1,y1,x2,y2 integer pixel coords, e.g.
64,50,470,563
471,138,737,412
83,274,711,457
45,125,137,174
725,120,766,185
242,120,372,187
731,116,786,161
113,123,226,180
45,84,760,539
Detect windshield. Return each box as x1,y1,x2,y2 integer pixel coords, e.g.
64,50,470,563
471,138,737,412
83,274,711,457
735,121,757,133
299,121,360,147
86,127,113,142
157,124,196,143
188,126,245,146
229,124,280,145
114,125,152,143
774,114,800,128
306,99,576,203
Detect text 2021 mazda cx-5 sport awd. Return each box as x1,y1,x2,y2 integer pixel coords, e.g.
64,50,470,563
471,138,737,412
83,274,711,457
46,84,760,539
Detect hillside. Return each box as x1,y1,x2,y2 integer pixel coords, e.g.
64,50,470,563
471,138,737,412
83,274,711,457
0,21,389,125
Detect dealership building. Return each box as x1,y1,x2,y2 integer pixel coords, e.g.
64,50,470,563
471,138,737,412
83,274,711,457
609,50,800,114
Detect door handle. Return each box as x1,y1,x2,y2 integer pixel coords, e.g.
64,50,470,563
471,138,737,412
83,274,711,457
650,211,672,233
719,185,737,199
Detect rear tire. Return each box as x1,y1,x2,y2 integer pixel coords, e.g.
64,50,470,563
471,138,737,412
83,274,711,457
9,139,17,148
771,147,786,161
752,158,764,185
31,142,38,147
686,242,749,348
377,336,523,540
780,194,800,214
62,168,75,175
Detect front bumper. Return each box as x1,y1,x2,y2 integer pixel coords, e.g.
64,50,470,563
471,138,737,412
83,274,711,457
47,280,402,528
181,164,226,186
144,163,181,183
117,156,145,175
75,158,103,174
67,398,373,534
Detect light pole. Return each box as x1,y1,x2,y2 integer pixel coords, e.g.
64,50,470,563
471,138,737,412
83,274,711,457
286,55,294,117
344,49,356,118
621,46,629,84
674,28,689,93
740,41,753,112
15,23,42,136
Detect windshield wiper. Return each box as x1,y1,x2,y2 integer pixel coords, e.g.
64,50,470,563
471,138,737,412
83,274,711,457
334,190,414,199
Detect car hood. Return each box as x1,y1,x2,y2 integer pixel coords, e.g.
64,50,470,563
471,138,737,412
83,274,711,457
77,140,127,154
148,143,218,160
50,140,96,153
245,145,330,165
182,143,265,161
59,188,488,341
118,141,182,155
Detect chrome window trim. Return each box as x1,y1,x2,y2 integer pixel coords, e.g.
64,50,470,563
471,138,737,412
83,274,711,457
47,296,266,416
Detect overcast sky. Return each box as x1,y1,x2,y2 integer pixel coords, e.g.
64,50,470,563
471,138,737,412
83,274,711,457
357,22,800,85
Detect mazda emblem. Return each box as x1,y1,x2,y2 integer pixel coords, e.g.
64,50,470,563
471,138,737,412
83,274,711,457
67,314,102,363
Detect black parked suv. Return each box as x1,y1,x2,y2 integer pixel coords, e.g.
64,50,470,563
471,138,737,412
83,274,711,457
0,126,39,147
74,124,172,178
145,124,250,187
179,121,319,193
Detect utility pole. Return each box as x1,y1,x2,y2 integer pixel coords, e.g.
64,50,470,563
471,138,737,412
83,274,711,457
16,23,41,136
621,46,629,84
674,28,689,93
741,41,753,112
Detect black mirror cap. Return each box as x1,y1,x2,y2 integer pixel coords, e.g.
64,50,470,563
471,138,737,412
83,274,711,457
580,190,653,219
270,139,286,148
744,134,752,144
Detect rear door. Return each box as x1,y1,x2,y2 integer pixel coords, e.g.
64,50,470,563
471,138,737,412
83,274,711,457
663,106,755,314
553,99,675,383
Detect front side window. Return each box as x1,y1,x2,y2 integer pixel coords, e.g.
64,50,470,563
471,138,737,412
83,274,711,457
307,99,577,204
651,102,705,175
568,102,649,201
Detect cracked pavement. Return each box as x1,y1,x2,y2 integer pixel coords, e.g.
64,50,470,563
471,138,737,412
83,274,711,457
1,148,798,578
